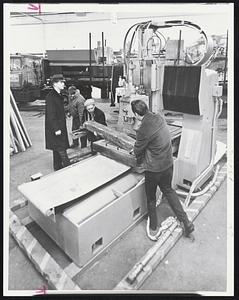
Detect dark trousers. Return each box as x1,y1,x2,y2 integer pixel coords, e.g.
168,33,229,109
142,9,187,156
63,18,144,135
72,117,85,148
80,135,88,148
145,165,189,230
53,149,70,171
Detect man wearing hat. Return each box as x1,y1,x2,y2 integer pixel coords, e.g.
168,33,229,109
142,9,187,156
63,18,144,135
45,74,70,171
67,85,85,148
82,98,107,149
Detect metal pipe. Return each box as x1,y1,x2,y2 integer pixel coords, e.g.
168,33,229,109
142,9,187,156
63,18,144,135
217,97,224,118
102,32,105,87
176,164,220,198
176,30,182,65
223,30,228,89
89,32,92,87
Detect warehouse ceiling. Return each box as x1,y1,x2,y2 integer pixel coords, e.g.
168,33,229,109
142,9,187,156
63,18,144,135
9,5,228,26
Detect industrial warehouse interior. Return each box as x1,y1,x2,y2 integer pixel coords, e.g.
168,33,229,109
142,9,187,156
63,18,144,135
4,3,234,296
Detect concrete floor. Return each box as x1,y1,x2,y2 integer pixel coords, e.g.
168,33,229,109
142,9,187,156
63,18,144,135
7,99,230,294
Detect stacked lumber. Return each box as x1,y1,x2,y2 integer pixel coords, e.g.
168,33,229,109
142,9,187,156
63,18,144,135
10,90,32,154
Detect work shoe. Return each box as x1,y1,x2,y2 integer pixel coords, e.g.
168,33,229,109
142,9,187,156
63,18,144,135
148,226,159,238
183,221,195,237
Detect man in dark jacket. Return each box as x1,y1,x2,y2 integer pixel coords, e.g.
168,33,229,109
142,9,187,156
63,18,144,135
81,98,107,149
45,74,70,171
131,99,194,239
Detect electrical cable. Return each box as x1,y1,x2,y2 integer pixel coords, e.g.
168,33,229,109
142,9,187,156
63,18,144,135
179,96,220,207
154,30,167,49
123,21,149,79
176,164,220,199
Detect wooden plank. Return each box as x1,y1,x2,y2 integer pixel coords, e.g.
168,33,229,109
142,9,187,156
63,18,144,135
10,90,32,146
64,262,82,279
11,104,30,148
68,146,92,161
84,121,135,151
93,140,137,168
10,106,26,152
10,126,18,154
115,225,181,290
9,210,81,290
21,216,34,226
18,155,131,216
11,198,28,212
93,140,145,173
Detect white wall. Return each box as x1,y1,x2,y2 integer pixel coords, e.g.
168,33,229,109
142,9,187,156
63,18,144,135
8,8,232,54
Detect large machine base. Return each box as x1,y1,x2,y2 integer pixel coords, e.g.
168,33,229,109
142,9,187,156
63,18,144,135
22,156,148,267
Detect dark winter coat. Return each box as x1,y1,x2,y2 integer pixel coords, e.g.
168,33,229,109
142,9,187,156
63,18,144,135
134,111,173,172
82,106,107,142
82,106,107,126
45,89,69,150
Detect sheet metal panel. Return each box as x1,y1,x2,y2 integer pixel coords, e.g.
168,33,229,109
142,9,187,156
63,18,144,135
63,172,144,224
18,155,130,216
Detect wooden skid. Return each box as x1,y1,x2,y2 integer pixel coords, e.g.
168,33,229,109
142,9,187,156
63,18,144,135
84,121,135,151
114,163,227,290
10,164,226,291
9,210,81,291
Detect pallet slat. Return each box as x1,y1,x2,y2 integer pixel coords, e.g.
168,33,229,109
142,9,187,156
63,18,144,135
9,210,81,291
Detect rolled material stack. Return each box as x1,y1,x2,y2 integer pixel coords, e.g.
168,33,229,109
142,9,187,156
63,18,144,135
10,90,32,155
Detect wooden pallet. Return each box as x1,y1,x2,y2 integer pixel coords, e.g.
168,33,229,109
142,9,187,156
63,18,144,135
9,162,227,291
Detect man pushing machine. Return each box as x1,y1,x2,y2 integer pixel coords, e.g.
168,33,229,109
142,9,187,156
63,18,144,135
131,99,195,240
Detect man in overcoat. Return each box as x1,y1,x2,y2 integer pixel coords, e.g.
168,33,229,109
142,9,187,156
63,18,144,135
45,74,70,171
